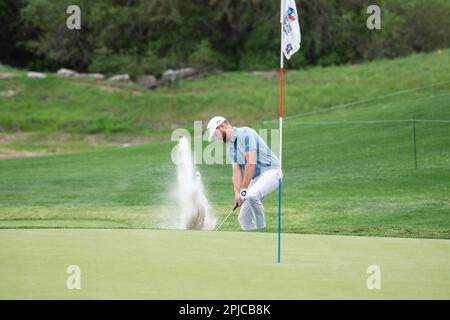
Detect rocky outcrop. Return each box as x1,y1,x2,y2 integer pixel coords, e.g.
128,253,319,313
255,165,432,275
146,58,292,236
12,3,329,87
132,75,158,89
76,73,105,80
160,68,196,85
109,74,131,82
251,70,278,78
0,89,17,97
0,72,16,80
57,68,78,78
27,72,47,79
54,67,198,89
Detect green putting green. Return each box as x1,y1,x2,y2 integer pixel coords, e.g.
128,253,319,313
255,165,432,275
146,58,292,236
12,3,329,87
1,229,449,299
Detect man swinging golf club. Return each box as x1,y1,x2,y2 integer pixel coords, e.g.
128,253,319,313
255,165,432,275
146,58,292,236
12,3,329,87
207,116,282,230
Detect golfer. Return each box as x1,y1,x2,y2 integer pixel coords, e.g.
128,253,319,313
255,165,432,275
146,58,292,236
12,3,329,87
207,116,282,230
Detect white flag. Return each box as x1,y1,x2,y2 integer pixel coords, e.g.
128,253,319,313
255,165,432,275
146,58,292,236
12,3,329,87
282,0,301,60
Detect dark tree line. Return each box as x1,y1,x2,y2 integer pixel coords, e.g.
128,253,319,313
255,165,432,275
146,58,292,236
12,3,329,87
1,0,449,75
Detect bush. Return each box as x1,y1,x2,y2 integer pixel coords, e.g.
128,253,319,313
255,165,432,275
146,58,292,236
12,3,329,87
89,48,159,76
188,40,222,73
3,0,449,72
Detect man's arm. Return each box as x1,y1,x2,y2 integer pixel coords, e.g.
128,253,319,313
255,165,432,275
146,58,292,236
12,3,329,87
241,149,256,189
232,164,243,207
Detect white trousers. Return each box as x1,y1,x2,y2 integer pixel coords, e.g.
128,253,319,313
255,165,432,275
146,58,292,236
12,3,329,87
238,168,282,230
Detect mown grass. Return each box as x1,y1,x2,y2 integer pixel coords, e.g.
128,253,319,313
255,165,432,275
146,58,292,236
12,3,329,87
1,229,450,299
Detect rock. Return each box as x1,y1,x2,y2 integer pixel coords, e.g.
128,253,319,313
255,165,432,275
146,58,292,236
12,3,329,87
76,73,105,80
0,89,17,97
161,68,196,85
251,70,278,78
57,68,78,78
27,72,47,79
109,74,131,82
57,69,105,80
0,72,15,80
132,75,158,89
179,67,196,78
161,69,177,85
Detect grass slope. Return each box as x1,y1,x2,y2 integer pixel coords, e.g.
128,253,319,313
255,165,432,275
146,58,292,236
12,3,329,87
1,229,449,299
0,50,449,150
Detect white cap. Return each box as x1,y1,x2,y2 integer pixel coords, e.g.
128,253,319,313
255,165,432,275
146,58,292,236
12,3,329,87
206,116,226,142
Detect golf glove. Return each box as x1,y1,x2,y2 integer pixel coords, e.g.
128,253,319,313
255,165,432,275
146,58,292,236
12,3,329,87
239,188,248,201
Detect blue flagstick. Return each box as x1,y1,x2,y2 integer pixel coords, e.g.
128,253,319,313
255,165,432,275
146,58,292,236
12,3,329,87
278,178,282,263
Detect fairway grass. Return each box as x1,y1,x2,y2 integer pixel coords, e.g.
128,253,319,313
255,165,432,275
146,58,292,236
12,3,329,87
1,93,449,238
0,229,449,299
1,51,449,239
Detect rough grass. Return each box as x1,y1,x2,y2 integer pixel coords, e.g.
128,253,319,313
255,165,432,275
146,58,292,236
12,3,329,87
0,49,449,148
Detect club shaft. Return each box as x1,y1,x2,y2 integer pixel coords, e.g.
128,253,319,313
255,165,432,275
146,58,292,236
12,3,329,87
216,205,238,231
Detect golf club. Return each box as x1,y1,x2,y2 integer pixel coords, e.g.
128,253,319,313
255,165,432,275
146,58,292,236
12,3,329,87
216,204,239,231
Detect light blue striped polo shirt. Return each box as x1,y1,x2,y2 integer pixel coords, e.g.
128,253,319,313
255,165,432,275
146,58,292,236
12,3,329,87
227,127,280,179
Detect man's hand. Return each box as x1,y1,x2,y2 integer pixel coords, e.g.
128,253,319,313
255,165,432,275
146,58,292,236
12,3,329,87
239,188,247,200
235,193,243,207
235,188,247,207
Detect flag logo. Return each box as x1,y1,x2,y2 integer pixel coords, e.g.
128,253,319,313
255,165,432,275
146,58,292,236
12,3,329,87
286,44,293,54
287,7,296,21
282,0,301,60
